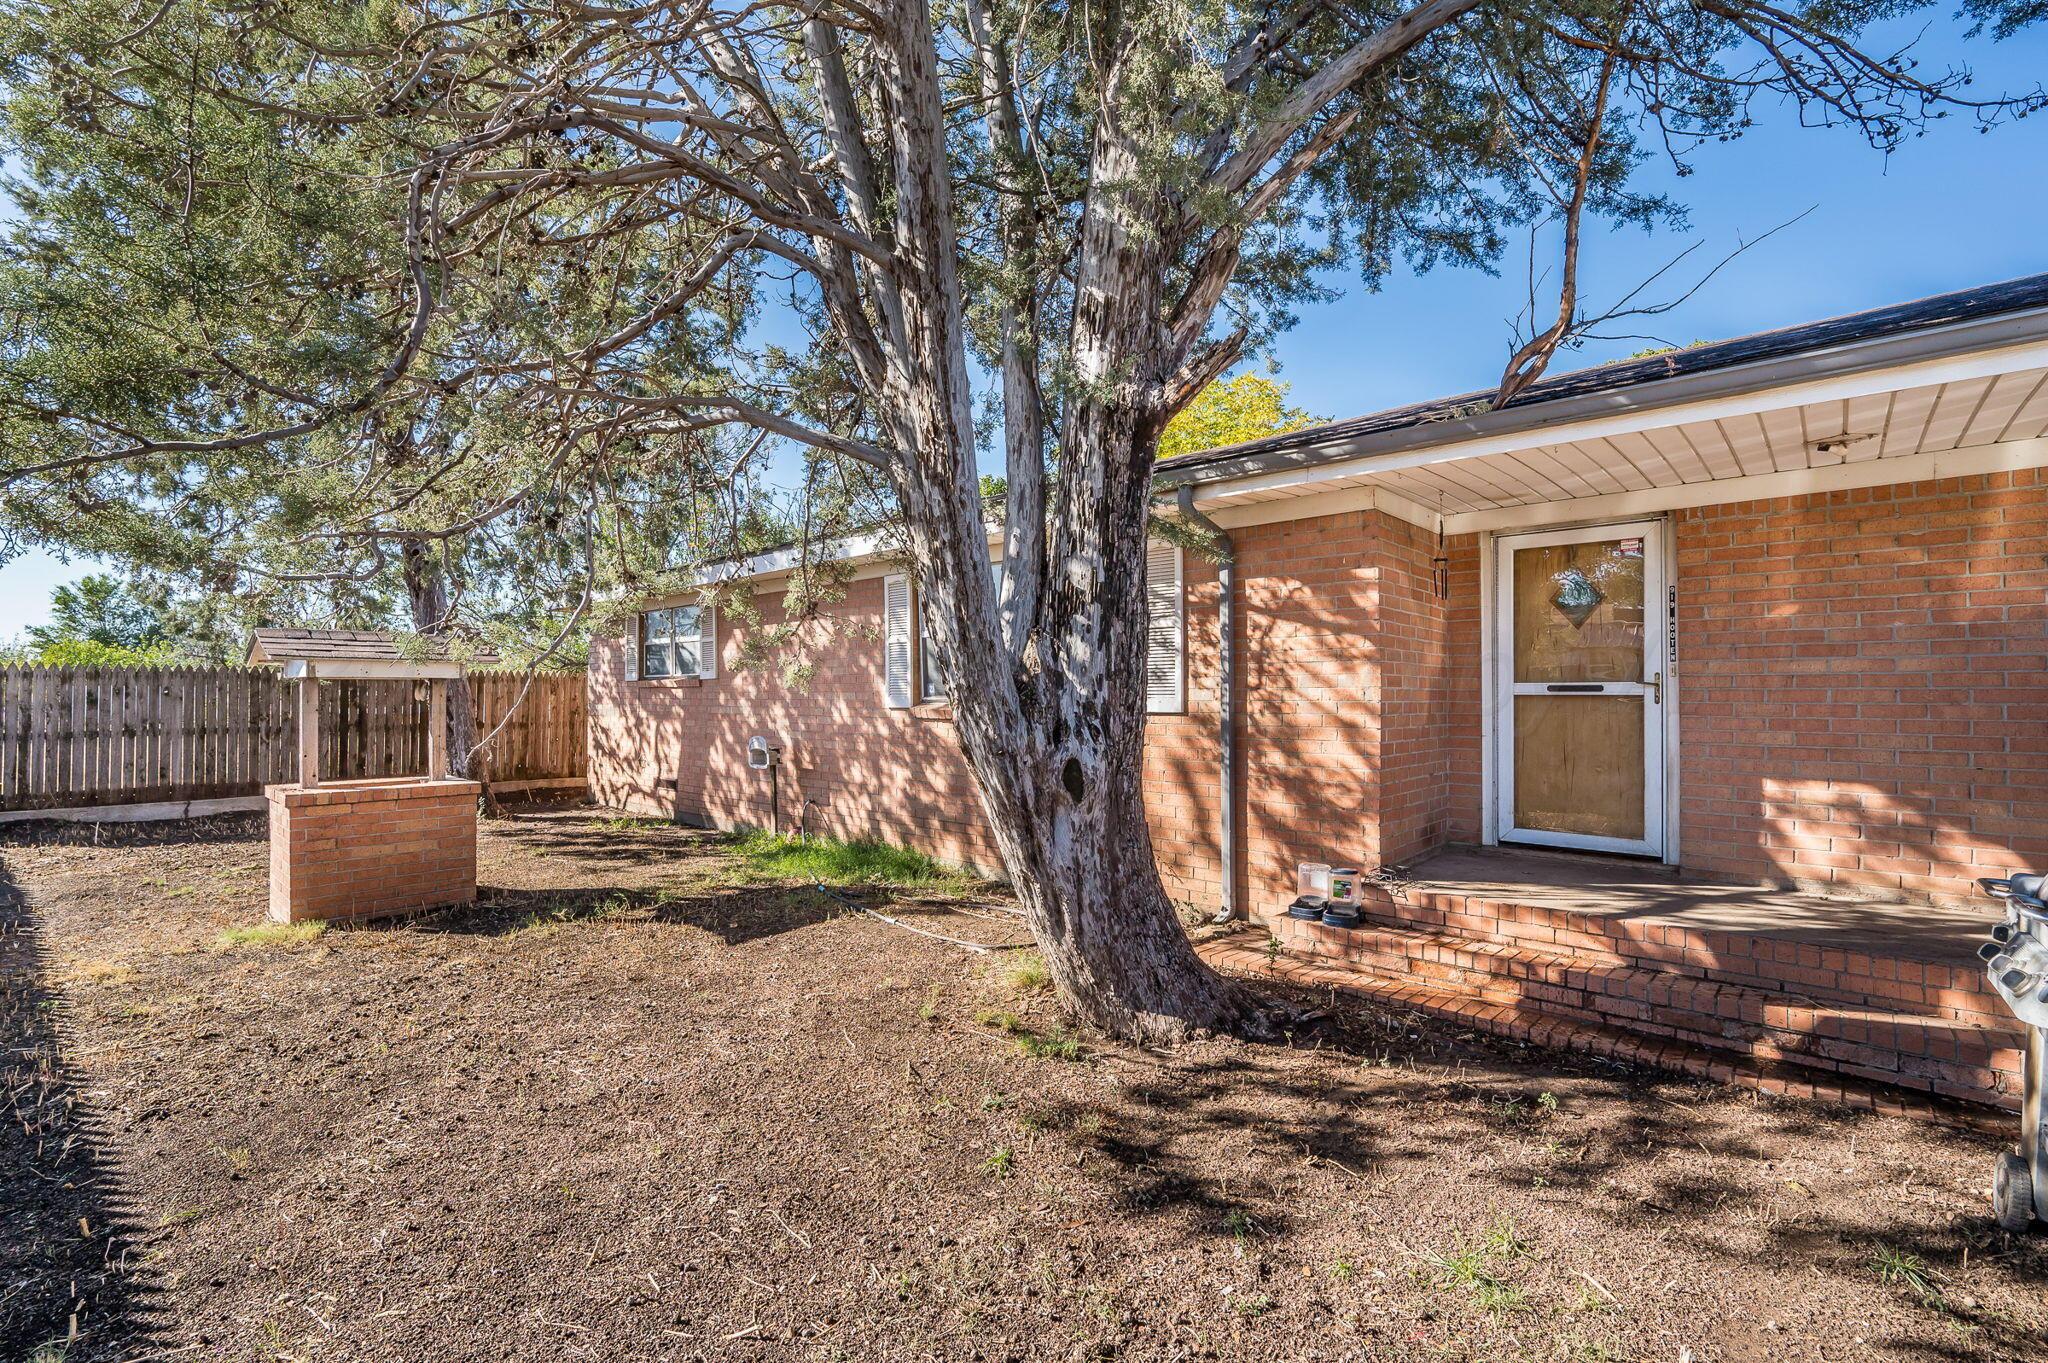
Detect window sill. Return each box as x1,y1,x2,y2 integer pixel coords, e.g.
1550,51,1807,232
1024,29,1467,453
635,675,705,688
912,698,953,720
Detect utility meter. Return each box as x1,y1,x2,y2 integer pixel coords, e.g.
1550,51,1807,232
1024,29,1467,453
746,735,778,769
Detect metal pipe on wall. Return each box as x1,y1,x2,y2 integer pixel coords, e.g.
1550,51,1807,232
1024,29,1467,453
1176,486,1237,924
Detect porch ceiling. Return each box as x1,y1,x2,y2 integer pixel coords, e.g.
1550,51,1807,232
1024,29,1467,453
1194,358,2048,529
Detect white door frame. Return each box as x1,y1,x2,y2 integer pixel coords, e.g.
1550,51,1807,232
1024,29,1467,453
1484,516,1677,861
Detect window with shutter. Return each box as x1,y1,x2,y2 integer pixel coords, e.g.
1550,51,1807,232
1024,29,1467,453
883,574,913,708
1145,539,1184,714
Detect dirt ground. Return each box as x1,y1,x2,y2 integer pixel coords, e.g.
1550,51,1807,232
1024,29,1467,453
2,805,2043,1363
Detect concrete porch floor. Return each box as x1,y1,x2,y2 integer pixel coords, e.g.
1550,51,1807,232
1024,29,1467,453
1388,844,1999,967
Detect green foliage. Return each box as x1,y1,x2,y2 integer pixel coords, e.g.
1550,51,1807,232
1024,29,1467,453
729,830,974,891
3,637,179,667
27,574,167,651
1158,374,1325,461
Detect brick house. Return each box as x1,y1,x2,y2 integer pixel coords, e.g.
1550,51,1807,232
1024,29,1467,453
589,274,2048,1111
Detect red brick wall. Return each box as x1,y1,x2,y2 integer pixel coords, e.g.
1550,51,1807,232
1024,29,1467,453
589,575,1007,874
589,472,2048,912
590,508,1438,912
266,779,480,922
1672,471,2048,902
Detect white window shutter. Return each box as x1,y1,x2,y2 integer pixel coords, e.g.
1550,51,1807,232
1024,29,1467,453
697,602,717,679
623,617,639,681
883,574,913,709
1144,540,1184,714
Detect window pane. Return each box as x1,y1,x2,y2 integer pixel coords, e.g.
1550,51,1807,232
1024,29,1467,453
1512,541,1644,683
642,609,672,677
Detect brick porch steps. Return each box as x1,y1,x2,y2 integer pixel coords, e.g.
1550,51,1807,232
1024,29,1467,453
1197,935,2009,1128
1380,882,2007,1033
1204,898,2024,1112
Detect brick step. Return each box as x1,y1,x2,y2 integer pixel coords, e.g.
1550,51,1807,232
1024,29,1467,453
1373,883,2006,1031
1274,914,2022,1110
1199,935,2012,1126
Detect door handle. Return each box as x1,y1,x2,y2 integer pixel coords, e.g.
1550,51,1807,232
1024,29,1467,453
1648,671,1663,705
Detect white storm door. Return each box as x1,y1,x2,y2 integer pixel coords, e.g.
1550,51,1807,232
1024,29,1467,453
1494,521,1667,857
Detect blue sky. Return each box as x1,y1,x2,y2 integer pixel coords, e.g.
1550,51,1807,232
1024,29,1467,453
3,23,2043,639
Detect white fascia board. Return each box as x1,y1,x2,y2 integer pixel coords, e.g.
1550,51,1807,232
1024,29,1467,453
1182,336,2048,509
1199,484,1444,533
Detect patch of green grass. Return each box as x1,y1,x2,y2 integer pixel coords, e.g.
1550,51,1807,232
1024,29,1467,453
1424,1219,1531,1316
730,830,974,890
1017,1028,1083,1062
984,1146,1015,1179
976,1008,1028,1034
1872,1246,1951,1315
917,984,943,1021
1006,953,1051,992
215,921,326,950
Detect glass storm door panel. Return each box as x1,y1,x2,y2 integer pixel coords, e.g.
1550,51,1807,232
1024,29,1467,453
1496,522,1667,857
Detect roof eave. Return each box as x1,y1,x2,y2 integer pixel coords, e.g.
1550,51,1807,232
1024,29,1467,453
1156,300,2048,491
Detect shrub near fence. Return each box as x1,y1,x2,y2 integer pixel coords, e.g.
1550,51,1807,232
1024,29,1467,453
0,666,586,814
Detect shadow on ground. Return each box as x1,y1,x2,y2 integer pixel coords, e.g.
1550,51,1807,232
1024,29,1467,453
0,859,163,1360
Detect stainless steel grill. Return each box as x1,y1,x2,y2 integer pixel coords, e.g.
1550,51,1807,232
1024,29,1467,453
1976,873,2048,1233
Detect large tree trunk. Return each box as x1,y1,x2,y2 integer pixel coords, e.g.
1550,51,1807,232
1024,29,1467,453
868,6,1253,1046
398,539,481,783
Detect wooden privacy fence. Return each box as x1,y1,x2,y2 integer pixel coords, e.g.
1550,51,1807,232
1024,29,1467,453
0,666,587,814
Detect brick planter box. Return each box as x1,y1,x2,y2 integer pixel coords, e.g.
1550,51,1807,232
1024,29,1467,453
266,778,481,923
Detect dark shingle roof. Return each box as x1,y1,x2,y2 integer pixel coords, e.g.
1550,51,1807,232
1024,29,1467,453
1157,271,2048,480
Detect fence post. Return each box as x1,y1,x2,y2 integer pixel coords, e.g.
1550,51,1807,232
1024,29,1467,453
297,674,321,788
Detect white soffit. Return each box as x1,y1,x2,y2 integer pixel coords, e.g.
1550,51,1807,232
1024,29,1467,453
1191,350,2048,534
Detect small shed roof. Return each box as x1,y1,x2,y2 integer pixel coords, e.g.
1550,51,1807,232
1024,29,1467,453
246,628,497,679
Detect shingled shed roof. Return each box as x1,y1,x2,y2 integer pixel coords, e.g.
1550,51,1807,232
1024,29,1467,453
246,628,496,679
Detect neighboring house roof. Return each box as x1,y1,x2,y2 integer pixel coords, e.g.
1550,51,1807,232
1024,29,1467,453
246,628,498,677
1156,271,2048,488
